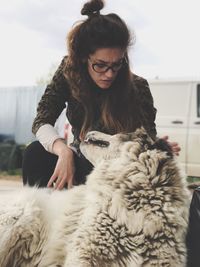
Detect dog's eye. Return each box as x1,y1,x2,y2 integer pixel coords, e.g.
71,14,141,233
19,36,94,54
84,138,109,147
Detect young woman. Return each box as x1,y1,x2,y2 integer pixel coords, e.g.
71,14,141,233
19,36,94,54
22,0,180,189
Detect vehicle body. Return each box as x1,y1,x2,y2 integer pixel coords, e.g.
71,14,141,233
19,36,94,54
149,79,200,177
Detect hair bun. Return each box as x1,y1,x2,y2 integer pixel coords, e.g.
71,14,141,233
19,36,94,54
81,0,104,17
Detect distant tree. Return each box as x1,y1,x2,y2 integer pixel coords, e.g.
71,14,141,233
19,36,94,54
36,62,59,86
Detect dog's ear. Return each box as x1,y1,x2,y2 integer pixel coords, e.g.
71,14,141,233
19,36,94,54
126,128,151,142
149,139,173,158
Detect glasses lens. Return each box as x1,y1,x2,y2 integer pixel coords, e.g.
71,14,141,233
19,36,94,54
90,58,126,73
93,63,108,73
112,62,123,72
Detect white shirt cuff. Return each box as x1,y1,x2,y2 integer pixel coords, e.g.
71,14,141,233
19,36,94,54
36,124,62,153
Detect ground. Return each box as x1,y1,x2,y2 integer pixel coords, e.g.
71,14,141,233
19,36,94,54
0,171,199,192
0,172,22,187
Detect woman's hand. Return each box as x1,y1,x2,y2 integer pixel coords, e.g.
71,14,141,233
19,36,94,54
47,139,75,190
161,135,181,156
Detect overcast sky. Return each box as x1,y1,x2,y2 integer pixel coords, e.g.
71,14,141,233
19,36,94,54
0,0,200,86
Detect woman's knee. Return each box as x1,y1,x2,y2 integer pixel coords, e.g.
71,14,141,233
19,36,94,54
22,141,57,187
23,141,45,159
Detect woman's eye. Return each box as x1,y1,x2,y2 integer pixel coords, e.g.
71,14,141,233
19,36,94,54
96,64,107,69
113,61,123,67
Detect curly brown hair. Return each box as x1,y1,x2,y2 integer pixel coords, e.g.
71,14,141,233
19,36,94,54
64,0,141,139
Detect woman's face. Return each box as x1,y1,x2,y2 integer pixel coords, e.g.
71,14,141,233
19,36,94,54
87,47,126,89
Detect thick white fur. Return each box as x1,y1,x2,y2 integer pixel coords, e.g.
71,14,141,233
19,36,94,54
0,128,190,267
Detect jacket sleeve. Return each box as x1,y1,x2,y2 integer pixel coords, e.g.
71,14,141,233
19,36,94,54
32,56,70,135
133,75,157,140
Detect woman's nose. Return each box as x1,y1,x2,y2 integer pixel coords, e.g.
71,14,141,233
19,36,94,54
105,68,114,78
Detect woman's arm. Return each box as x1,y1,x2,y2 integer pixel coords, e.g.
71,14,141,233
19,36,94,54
33,57,75,189
35,124,75,189
32,56,70,136
134,75,181,156
47,138,75,190
133,74,157,140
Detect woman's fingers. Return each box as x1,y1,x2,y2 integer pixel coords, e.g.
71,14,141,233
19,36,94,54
168,141,181,156
47,173,58,187
47,146,75,190
162,135,169,141
54,175,73,190
48,171,74,190
67,176,73,189
54,177,66,190
161,136,181,156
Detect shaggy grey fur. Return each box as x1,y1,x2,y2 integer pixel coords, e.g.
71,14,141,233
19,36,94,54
0,128,190,266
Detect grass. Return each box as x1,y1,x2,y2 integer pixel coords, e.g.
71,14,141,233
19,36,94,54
0,168,22,177
187,176,200,184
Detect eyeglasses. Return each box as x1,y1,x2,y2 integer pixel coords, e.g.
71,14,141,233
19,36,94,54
88,57,127,73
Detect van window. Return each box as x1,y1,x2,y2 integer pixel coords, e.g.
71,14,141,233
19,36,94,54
197,84,200,117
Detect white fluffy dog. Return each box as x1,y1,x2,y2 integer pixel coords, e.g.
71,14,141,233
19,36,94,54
0,128,190,267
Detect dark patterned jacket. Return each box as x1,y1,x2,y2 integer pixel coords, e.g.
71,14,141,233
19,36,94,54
32,57,157,152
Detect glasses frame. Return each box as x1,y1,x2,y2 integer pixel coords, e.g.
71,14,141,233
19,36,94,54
88,57,127,74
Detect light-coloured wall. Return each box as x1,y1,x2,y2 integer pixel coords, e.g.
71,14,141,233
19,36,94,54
0,86,45,144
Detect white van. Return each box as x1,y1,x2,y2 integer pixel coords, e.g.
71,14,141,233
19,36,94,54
149,79,200,177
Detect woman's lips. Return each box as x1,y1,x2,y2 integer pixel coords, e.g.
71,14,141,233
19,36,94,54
101,80,113,84
98,79,113,89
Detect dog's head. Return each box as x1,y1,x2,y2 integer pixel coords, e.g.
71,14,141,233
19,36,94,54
80,127,173,166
